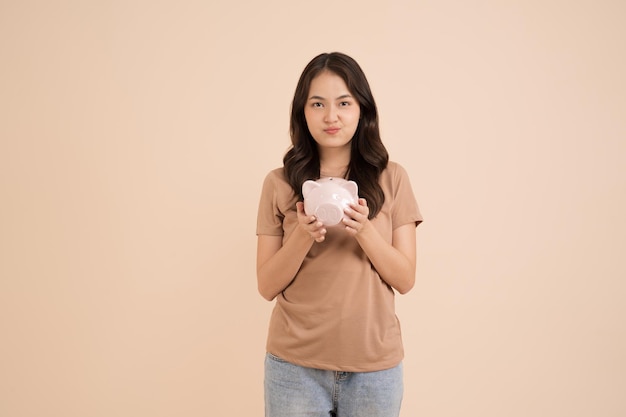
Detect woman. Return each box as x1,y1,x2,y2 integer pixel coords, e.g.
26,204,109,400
256,52,423,417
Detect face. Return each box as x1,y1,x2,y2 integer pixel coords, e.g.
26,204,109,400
304,71,361,153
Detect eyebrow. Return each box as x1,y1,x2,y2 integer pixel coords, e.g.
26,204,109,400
308,94,353,101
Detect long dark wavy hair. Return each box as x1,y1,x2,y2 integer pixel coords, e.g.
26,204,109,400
283,52,389,219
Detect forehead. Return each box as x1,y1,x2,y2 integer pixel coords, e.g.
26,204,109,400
308,71,351,97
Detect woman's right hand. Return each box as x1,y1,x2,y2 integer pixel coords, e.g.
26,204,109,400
296,202,327,243
257,202,327,300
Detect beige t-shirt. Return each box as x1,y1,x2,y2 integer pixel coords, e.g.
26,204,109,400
256,161,422,372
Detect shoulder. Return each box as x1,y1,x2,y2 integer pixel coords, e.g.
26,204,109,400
260,167,297,203
261,167,288,189
264,167,286,181
386,160,405,173
381,161,411,182
379,161,417,202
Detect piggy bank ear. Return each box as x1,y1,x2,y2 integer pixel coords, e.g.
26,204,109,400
302,180,320,197
343,181,359,200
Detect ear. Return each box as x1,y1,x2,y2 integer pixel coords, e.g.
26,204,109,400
302,180,320,197
343,181,359,200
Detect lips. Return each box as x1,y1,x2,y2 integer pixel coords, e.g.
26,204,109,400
324,127,340,134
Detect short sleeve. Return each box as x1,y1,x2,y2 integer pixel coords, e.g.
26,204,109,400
391,163,423,229
256,171,285,236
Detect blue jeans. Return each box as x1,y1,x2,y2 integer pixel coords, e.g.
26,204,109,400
265,353,403,417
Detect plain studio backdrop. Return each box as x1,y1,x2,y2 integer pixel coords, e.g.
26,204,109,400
1,1,625,416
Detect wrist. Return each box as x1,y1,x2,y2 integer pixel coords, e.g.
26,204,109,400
353,219,376,240
296,223,316,244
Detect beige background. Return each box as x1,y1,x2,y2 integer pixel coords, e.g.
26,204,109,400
1,0,625,416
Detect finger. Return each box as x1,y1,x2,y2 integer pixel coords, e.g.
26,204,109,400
311,220,324,230
341,216,358,229
350,202,369,220
349,200,367,212
314,225,327,235
313,228,326,242
345,205,366,219
297,202,316,221
297,203,317,225
308,221,325,233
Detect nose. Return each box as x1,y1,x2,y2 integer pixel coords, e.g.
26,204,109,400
324,105,338,123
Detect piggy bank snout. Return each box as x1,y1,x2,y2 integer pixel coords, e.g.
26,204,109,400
314,203,344,226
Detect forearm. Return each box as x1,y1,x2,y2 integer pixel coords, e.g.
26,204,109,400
354,224,416,294
257,228,314,301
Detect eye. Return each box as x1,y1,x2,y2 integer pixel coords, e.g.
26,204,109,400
311,102,323,108
339,101,351,107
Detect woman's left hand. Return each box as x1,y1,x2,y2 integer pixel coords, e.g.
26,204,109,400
342,198,371,236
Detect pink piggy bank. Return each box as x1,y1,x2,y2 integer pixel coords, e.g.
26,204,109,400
302,178,359,226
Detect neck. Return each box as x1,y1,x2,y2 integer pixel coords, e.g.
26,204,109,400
319,148,350,178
